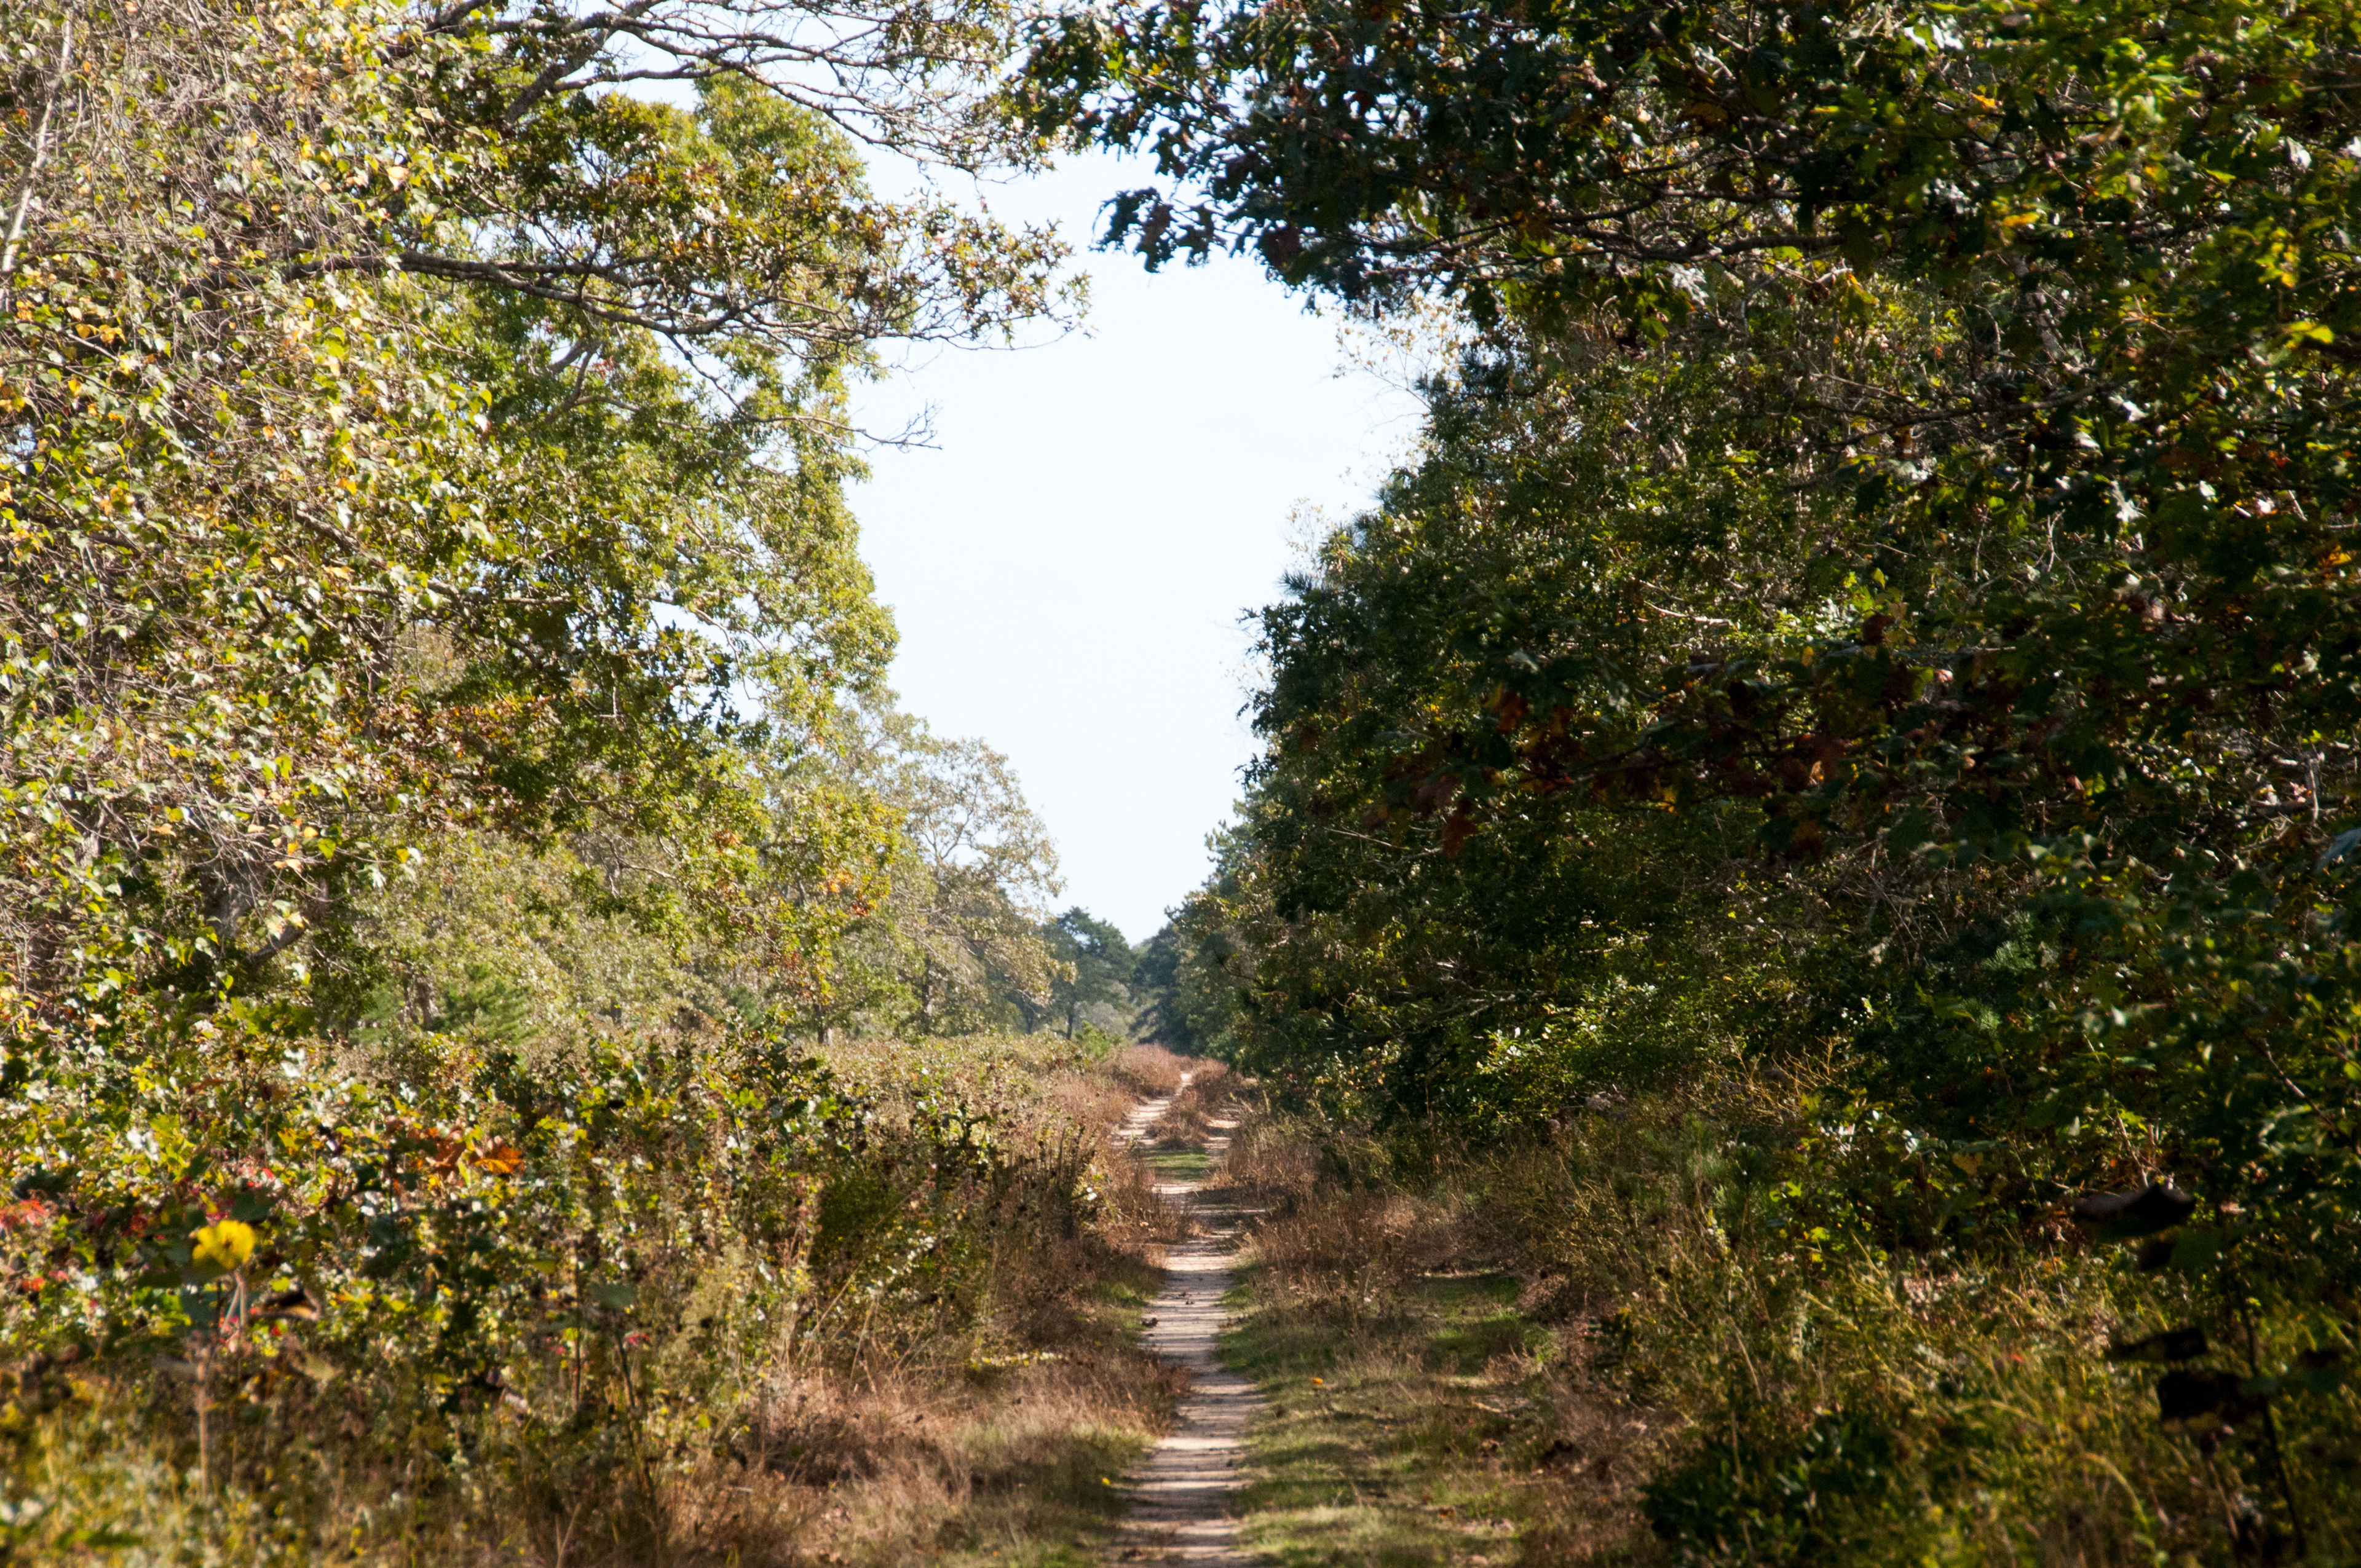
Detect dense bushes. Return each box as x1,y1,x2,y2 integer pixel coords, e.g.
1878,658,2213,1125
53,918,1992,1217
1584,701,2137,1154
1220,1092,2361,1564
0,1,1137,1557
1054,0,2361,1550
0,1028,1173,1561
1475,1085,2360,1564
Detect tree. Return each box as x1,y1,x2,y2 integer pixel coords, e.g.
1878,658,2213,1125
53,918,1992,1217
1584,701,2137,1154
1053,0,2361,1546
1130,839,1258,1061
1034,0,2361,1265
1040,907,1133,1038
0,0,1072,1535
889,721,1064,1034
789,702,1064,1038
2,0,1069,1036
1129,924,1196,1050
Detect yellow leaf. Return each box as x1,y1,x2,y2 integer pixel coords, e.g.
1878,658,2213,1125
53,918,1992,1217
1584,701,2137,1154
191,1219,256,1275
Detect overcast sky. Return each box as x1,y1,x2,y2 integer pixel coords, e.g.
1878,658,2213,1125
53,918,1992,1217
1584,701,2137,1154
846,152,1426,944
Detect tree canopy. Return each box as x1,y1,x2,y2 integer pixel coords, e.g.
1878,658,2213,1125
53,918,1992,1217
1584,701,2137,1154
1038,0,2361,1267
10,0,2361,1553
0,1,1083,1551
1038,0,2361,1548
1040,907,1133,1038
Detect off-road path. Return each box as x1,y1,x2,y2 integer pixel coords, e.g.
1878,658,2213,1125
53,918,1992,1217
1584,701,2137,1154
1108,1076,1263,1566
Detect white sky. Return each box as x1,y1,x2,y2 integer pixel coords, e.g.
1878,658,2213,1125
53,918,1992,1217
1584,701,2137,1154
848,151,1425,944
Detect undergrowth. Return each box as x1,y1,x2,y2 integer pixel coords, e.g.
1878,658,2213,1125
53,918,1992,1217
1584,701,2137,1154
1215,1113,1651,1567
1216,1084,2361,1567
0,1036,1206,1566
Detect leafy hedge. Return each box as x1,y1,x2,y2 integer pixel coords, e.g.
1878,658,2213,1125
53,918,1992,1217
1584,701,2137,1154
0,1015,1125,1560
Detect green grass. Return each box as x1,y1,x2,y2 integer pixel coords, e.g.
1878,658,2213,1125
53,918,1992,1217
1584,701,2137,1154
1142,1146,1212,1180
1221,1266,1587,1567
929,1424,1153,1567
1093,1274,1160,1311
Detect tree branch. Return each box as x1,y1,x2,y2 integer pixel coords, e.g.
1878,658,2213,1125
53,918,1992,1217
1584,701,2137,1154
1,16,74,282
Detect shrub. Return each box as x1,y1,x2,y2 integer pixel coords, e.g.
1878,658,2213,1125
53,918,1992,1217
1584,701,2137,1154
0,1020,1158,1561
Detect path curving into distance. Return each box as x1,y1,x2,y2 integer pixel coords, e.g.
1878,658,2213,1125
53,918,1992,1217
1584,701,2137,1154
1109,1076,1264,1566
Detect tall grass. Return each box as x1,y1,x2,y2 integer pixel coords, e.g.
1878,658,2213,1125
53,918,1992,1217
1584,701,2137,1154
1142,1062,1238,1148
1220,1085,2361,1566
1102,1044,1190,1101
0,1034,1203,1567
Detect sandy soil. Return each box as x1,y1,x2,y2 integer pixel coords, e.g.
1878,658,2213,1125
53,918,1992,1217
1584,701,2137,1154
1108,1079,1263,1566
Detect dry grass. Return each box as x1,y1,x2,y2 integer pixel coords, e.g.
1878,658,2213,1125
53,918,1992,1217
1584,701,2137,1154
1097,1133,1193,1261
1216,1117,1656,1566
1048,1071,1139,1137
1212,1095,2361,1567
666,1336,1190,1567
0,1035,1211,1568
643,1039,1205,1567
1141,1062,1238,1149
1103,1044,1189,1100
1209,1109,1319,1199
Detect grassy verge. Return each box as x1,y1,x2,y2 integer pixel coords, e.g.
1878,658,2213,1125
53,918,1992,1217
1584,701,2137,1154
1213,1137,1654,1568
1226,1268,1550,1567
662,1038,1200,1567
672,1255,1177,1568
1142,1148,1214,1181
1207,1092,2361,1568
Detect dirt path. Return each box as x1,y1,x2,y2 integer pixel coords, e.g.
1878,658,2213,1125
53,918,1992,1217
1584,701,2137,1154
1109,1079,1262,1566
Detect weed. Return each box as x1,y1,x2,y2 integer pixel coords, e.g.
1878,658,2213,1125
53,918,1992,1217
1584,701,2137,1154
1217,1130,1653,1566
0,1036,1216,1566
1104,1046,1190,1101
1213,1098,2361,1566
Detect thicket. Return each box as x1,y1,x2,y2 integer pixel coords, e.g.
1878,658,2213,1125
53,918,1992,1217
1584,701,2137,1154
9,1028,1192,1562
1049,0,2361,1556
0,0,1177,1559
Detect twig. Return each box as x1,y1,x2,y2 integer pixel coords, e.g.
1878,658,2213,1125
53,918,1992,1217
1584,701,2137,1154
0,16,74,281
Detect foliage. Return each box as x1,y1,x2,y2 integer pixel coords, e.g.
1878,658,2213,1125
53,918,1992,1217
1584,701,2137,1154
1040,907,1133,1039
1132,833,1262,1058
1128,923,1196,1049
3,0,1069,1031
796,703,1069,1038
0,1023,1171,1562
1224,1098,2361,1567
0,0,1118,1556
1038,0,2361,1552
